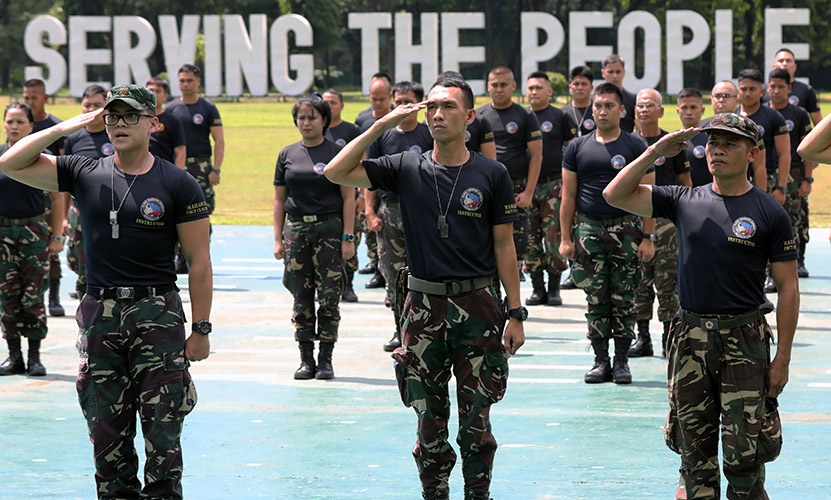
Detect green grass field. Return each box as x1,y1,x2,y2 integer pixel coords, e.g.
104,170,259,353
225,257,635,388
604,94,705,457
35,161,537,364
4,95,830,227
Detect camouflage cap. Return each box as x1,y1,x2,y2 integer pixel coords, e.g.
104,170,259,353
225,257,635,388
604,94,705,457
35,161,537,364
105,84,156,112
701,112,761,144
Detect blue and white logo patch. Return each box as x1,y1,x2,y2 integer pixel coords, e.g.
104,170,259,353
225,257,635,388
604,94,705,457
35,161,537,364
335,138,346,147
101,143,114,156
584,119,596,130
756,124,765,136
460,188,483,212
789,95,799,106
654,156,666,166
505,121,519,134
540,121,553,133
464,130,471,143
140,197,165,222
732,217,757,239
785,120,794,132
410,145,423,153
611,155,626,170
693,145,706,158
313,163,326,175
193,113,204,125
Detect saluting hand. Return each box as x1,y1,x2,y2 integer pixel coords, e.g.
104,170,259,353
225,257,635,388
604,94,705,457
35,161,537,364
653,127,700,158
376,101,427,131
55,109,105,137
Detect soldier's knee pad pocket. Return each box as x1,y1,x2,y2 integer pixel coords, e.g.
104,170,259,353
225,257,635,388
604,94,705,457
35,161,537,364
755,397,783,464
664,410,683,455
157,352,197,419
392,347,414,408
479,349,509,404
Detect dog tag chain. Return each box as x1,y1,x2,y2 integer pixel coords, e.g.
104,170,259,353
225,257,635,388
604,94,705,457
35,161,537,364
431,152,467,240
110,155,150,239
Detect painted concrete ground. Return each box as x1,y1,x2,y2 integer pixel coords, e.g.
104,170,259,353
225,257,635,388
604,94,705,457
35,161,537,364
1,227,830,499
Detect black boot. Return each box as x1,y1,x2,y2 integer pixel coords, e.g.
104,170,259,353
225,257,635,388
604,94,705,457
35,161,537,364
525,271,547,306
316,342,335,380
27,338,46,376
383,330,401,352
341,270,358,302
661,321,670,359
546,271,562,306
613,337,632,384
294,342,316,380
357,261,376,275
797,258,809,278
48,277,65,317
365,270,385,289
584,338,612,383
0,338,25,376
422,490,450,500
464,489,492,500
628,320,654,357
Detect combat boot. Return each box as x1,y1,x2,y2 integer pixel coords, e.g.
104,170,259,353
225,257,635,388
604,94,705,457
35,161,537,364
628,320,654,357
797,258,809,278
584,338,612,383
357,261,376,275
464,489,493,500
422,490,450,500
383,330,401,352
48,277,65,317
525,271,546,306
365,270,385,289
546,271,562,306
293,342,316,380
613,337,632,384
26,339,46,376
661,321,671,359
341,270,358,302
316,342,335,379
0,338,25,376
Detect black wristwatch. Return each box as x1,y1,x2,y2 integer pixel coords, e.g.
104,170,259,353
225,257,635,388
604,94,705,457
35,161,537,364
642,233,653,241
508,306,528,322
804,176,814,184
192,320,212,336
342,233,356,242
774,185,785,193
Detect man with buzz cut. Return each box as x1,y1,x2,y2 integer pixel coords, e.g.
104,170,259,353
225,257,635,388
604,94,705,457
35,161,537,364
676,88,711,187
601,54,636,133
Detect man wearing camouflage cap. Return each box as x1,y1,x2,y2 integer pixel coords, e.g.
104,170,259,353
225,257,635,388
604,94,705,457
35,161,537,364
0,84,213,498
603,112,799,499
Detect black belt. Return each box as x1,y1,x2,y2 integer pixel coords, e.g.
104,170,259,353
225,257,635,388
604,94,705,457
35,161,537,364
680,307,764,331
408,275,497,296
87,283,178,300
286,213,340,223
0,214,46,226
186,156,211,164
576,213,639,227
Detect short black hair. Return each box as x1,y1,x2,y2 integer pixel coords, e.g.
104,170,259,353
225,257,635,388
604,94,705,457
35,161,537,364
4,102,34,123
769,68,792,84
82,84,107,100
527,71,550,82
291,93,332,133
738,68,764,85
593,82,623,104
775,47,795,58
430,74,474,110
677,87,703,101
602,54,624,68
23,79,46,92
178,64,202,78
146,76,170,95
322,88,344,103
569,65,593,82
392,81,424,102
371,72,392,85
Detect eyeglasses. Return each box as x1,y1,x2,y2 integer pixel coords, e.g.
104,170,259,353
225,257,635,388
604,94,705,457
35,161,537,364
635,103,658,110
103,112,154,126
712,93,737,100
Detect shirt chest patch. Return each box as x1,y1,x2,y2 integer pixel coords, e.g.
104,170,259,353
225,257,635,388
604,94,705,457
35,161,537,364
137,197,166,227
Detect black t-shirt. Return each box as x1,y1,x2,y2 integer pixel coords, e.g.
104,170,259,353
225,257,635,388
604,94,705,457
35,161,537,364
743,106,788,174
563,131,650,219
476,102,542,179
641,130,690,186
533,105,576,181
166,97,222,158
788,80,821,114
685,132,712,188
32,114,64,155
274,140,344,216
652,185,796,314
325,121,361,147
64,129,114,159
149,110,186,163
0,144,47,217
562,101,596,138
620,89,636,133
56,155,209,287
354,107,375,132
363,151,518,281
770,103,812,173
366,123,434,203
465,115,495,153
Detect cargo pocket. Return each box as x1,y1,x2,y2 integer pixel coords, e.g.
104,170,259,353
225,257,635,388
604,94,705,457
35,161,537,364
392,347,414,408
479,348,509,404
158,352,197,421
756,397,782,464
664,409,683,455
75,355,100,428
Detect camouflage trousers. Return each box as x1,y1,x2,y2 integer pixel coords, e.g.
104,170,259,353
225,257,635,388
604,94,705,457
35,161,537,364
394,285,509,492
344,211,366,273
67,202,86,295
186,158,216,214
0,220,50,341
665,316,781,499
282,215,344,342
525,179,566,276
635,218,679,323
766,172,802,248
377,201,407,305
511,179,531,262
75,290,197,499
571,215,642,340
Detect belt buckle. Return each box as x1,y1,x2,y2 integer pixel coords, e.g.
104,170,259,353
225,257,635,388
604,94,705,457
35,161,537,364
445,281,463,296
703,318,718,330
302,215,317,223
116,287,134,299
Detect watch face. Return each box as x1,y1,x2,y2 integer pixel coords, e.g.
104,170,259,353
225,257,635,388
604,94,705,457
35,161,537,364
193,320,212,335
